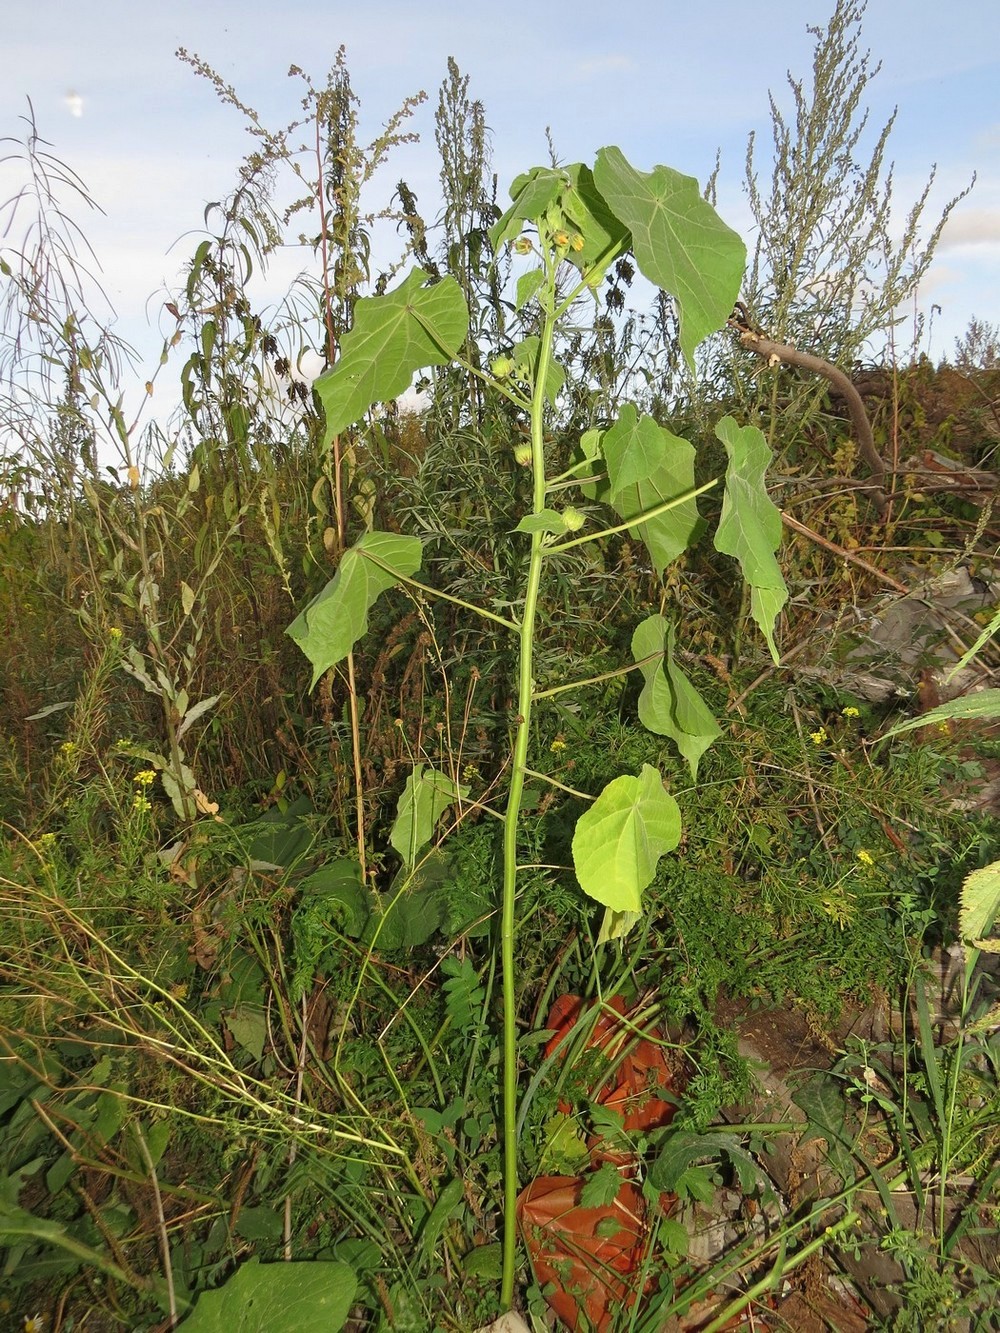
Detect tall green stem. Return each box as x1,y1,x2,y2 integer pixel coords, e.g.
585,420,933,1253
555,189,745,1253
500,292,557,1308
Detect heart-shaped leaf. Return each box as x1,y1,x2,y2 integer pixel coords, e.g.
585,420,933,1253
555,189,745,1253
593,148,745,370
286,531,422,688
315,269,468,442
573,765,681,913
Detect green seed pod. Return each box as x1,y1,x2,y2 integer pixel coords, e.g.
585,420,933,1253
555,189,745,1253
491,355,514,380
562,506,586,532
513,442,533,467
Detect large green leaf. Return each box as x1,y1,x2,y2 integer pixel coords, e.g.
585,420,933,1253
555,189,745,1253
713,416,787,663
581,409,702,574
315,269,468,442
572,765,681,913
632,616,721,780
592,147,745,370
286,531,422,688
603,404,689,500
389,765,470,869
178,1258,356,1332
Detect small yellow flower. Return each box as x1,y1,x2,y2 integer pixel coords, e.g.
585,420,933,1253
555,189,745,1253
108,627,123,641
59,740,77,756
132,794,152,813
809,727,828,745
24,1315,45,1333
856,849,875,867
570,233,585,252
133,769,157,787
514,236,533,255
552,230,570,249
550,735,567,754
38,832,56,847
842,706,860,719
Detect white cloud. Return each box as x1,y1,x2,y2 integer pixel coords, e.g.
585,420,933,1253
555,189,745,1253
64,91,84,119
938,207,1000,252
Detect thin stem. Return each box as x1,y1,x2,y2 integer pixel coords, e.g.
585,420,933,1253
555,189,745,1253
135,1126,177,1327
545,478,718,554
532,650,665,701
360,552,520,632
499,260,558,1310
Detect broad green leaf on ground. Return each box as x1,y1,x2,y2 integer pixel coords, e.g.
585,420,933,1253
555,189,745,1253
632,616,721,780
286,531,422,688
314,269,468,442
960,860,1000,952
513,336,565,403
390,765,470,869
371,852,451,950
572,764,681,913
177,1258,356,1332
490,166,568,250
880,688,1000,740
713,416,787,663
580,419,702,575
592,147,746,370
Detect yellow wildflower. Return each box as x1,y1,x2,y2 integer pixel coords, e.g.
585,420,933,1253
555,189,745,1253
809,727,828,745
842,706,860,719
133,769,157,787
856,849,874,867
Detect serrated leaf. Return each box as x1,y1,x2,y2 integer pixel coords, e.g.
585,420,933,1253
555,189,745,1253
579,1162,626,1209
581,417,702,575
513,509,567,536
714,416,787,662
592,147,745,370
314,269,468,443
572,764,681,913
286,532,422,689
960,860,1000,947
463,1243,503,1278
389,765,469,869
176,1258,356,1332
632,616,721,780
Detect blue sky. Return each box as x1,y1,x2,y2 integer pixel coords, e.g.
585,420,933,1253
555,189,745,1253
3,0,998,410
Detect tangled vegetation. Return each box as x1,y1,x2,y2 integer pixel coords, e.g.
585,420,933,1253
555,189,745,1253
2,5,999,1330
